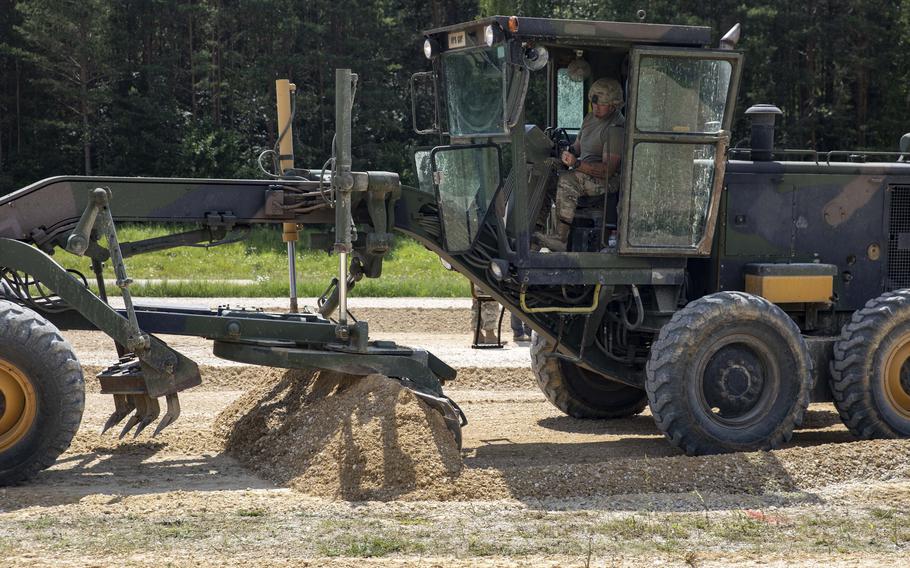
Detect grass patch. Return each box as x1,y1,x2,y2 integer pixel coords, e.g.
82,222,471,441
597,515,691,542
395,516,430,527
236,508,266,518
54,224,470,297
23,515,56,530
0,536,14,555
154,518,203,540
708,512,774,542
466,536,513,556
318,534,424,558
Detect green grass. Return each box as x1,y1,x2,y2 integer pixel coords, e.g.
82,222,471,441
53,224,470,297
154,518,203,540
23,516,56,530
317,534,425,558
236,508,266,518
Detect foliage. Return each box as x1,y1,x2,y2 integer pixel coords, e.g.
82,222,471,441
1,0,909,195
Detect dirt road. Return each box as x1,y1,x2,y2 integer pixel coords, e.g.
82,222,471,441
2,303,909,566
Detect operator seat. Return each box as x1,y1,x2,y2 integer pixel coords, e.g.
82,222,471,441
569,191,618,252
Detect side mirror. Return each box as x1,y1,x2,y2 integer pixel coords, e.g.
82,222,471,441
900,133,910,162
505,63,529,130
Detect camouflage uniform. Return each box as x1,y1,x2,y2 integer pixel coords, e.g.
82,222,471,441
471,284,500,343
536,77,625,252
554,169,615,225
554,107,625,226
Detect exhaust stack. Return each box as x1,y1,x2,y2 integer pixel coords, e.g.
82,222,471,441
745,104,783,162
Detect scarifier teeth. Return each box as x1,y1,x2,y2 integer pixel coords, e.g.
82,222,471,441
101,394,135,434
106,393,181,439
118,395,160,439
152,394,181,437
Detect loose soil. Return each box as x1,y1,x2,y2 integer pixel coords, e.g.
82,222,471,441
215,369,463,500
214,369,910,503
2,305,910,566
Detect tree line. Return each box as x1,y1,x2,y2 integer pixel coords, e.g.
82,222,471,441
1,0,908,194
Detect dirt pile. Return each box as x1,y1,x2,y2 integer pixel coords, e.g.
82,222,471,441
216,369,910,502
214,368,464,500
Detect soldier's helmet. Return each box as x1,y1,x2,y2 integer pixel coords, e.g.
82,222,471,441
588,78,623,105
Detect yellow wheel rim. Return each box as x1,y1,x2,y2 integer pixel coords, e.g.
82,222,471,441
0,359,37,452
884,334,910,419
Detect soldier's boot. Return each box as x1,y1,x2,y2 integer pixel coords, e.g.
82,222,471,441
533,220,571,252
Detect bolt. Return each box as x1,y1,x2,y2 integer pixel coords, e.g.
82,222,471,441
339,172,355,192
126,333,150,353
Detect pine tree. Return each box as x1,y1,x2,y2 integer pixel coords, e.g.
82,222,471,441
15,0,113,175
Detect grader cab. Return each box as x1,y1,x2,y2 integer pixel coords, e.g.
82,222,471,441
401,15,910,453
2,15,910,485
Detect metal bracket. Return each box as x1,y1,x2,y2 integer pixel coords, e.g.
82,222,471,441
67,188,148,353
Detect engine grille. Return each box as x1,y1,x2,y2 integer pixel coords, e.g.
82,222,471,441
887,185,910,291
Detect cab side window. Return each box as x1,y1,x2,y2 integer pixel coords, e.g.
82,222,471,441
556,68,584,131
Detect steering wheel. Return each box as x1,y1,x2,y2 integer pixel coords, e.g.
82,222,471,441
545,127,573,156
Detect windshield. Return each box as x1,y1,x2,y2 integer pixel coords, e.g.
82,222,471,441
442,46,508,137
431,145,501,252
635,56,732,134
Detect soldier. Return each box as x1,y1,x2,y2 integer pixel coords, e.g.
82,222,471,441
471,283,501,344
511,314,532,343
535,77,625,252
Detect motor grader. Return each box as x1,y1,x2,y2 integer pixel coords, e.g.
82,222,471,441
2,16,910,485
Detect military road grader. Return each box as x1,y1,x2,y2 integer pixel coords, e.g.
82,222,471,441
2,16,910,485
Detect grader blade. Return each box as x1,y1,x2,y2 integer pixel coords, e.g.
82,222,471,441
402,384,467,449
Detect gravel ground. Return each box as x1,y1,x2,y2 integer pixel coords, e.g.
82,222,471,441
2,302,910,566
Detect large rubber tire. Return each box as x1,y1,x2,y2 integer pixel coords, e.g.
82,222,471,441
530,333,648,419
645,291,813,455
0,300,84,485
831,290,910,438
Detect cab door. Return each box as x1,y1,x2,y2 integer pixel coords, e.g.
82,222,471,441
618,48,742,256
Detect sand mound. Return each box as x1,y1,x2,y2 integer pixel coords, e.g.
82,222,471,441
216,369,910,503
215,368,463,500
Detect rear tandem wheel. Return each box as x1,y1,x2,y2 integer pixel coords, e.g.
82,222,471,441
0,300,85,485
831,289,910,438
645,291,813,455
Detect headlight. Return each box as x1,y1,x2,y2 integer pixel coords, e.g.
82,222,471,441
489,259,509,281
484,25,495,46
423,38,436,59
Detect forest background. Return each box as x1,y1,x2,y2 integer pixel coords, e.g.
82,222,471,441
1,0,909,195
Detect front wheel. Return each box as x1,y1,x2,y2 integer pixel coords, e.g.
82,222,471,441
646,292,813,455
531,333,648,419
0,300,84,485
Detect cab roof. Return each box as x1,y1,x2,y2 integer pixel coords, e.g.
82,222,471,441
424,16,713,49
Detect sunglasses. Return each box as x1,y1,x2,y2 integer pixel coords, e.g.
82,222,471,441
591,95,615,105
